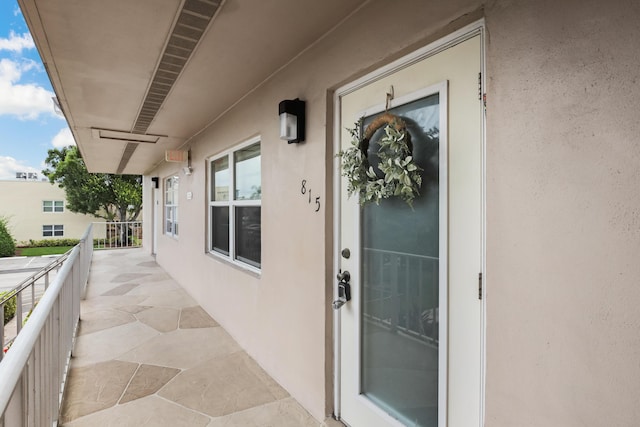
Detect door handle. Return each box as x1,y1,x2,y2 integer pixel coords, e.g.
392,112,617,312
333,270,351,310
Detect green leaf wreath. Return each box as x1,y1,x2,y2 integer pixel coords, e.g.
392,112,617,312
337,113,422,206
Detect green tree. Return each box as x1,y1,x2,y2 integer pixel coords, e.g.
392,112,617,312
0,216,16,257
42,146,142,221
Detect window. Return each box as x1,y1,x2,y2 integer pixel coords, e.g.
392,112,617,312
43,225,64,237
43,200,64,212
164,175,179,238
208,138,261,270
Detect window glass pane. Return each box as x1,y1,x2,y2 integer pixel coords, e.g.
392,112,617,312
211,157,230,201
54,201,64,212
164,176,179,237
173,207,179,236
235,206,261,267
43,201,52,212
212,206,230,255
173,176,179,193
166,183,173,204
234,143,261,200
43,225,52,236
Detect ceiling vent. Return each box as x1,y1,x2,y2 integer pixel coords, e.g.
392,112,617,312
115,0,222,173
92,128,164,143
91,128,167,174
117,143,139,174
132,0,222,135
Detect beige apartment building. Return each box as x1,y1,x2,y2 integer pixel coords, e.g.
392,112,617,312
0,180,94,244
17,0,640,426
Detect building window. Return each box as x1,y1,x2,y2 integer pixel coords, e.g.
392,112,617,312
43,200,64,212
208,138,261,270
43,225,64,237
164,175,179,238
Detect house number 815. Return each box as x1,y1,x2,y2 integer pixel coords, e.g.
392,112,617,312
301,180,320,212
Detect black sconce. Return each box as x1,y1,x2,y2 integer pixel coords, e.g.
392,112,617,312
278,98,305,143
151,177,159,189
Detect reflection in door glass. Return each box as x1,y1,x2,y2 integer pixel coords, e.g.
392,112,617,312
361,94,440,426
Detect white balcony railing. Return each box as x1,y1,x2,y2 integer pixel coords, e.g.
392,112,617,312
0,224,93,427
92,221,142,249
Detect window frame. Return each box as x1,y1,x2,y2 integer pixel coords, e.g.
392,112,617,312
43,224,64,237
207,136,261,273
164,175,179,238
43,200,64,213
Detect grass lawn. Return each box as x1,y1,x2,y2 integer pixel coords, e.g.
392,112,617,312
17,246,74,256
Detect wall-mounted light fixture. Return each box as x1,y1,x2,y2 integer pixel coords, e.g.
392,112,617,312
279,98,305,143
183,150,193,175
151,177,159,189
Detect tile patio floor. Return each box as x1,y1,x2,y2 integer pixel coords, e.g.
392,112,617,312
60,249,336,427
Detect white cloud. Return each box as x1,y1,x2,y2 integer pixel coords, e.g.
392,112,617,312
0,31,34,52
0,58,57,120
17,58,41,73
0,58,21,82
51,127,75,148
0,156,40,180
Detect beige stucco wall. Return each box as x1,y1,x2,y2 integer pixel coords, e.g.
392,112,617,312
484,0,640,425
0,180,95,244
145,0,640,425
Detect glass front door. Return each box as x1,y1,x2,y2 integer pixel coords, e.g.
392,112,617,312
337,30,483,427
361,94,441,426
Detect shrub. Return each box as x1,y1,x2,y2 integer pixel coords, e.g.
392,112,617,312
1,291,17,325
0,217,16,257
17,238,80,248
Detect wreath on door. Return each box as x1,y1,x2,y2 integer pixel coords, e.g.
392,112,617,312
338,113,422,206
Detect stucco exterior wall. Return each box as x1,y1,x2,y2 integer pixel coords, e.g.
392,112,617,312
146,0,640,424
485,0,640,425
0,180,95,244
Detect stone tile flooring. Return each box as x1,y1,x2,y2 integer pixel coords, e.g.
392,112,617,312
60,249,326,426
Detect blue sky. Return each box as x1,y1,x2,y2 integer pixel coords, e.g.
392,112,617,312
0,0,74,180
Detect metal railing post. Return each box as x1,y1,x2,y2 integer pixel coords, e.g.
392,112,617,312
15,293,22,336
0,305,4,362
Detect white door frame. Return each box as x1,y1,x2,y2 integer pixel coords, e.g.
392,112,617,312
153,181,159,256
331,18,487,425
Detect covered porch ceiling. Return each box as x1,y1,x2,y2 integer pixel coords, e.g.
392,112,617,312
18,0,365,175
